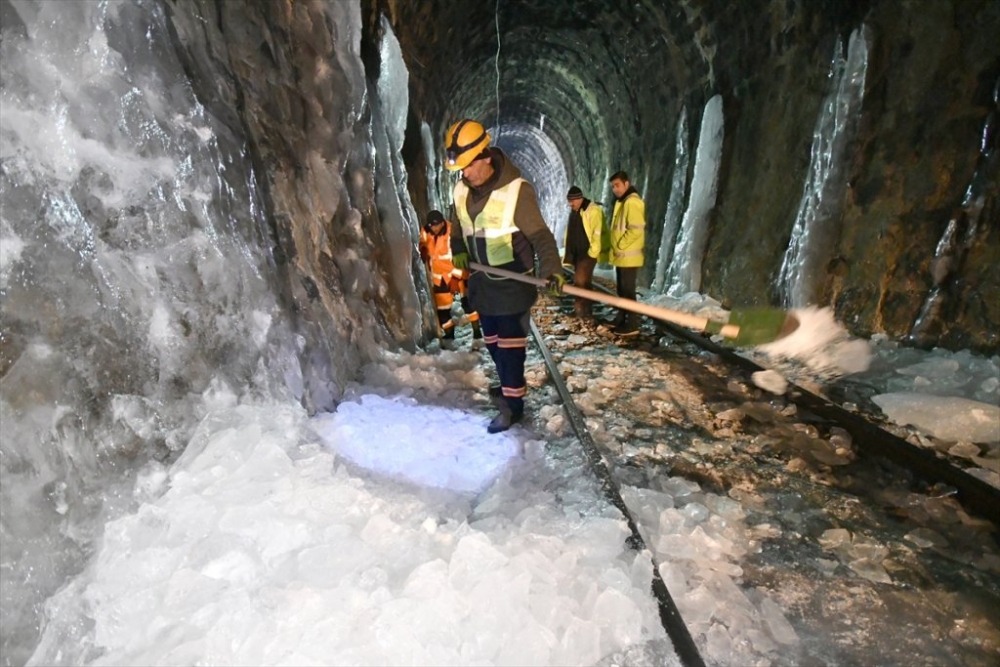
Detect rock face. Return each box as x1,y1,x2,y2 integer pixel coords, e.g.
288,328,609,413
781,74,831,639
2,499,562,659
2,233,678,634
165,0,430,413
372,0,999,353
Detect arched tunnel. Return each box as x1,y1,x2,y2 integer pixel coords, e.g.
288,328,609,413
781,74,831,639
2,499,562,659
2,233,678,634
373,0,998,353
1,0,999,665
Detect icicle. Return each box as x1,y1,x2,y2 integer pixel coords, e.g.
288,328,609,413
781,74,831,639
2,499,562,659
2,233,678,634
909,74,999,345
421,120,443,213
652,107,689,294
777,26,869,308
665,94,724,296
373,17,424,343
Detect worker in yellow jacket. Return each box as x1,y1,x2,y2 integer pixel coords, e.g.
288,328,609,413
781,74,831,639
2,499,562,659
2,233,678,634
562,186,606,320
606,170,646,337
420,210,481,348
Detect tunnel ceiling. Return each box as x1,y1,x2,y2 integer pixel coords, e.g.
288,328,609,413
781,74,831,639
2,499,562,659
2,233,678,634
373,0,729,194
368,0,868,203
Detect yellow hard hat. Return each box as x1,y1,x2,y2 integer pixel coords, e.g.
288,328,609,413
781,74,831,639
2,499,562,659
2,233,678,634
443,119,490,171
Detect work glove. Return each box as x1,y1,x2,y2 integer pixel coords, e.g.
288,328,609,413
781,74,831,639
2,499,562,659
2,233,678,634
452,252,469,270
419,247,430,263
546,272,567,298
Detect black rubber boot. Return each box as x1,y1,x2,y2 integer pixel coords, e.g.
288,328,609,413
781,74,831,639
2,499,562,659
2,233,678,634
487,408,523,433
614,314,640,337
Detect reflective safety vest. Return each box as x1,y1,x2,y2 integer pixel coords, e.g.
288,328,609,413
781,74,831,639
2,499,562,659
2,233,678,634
454,178,525,268
577,202,607,262
420,221,463,284
610,192,645,267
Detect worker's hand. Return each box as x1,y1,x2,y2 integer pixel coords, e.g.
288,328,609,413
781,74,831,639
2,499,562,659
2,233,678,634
419,247,430,263
546,272,567,297
452,252,469,270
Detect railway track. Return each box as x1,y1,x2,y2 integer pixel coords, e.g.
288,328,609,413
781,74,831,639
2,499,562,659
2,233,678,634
514,283,1000,667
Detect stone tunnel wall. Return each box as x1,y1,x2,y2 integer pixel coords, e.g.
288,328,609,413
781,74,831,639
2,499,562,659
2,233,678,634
703,0,999,352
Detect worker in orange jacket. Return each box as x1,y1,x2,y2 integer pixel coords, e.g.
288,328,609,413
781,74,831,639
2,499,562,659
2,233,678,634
420,210,482,348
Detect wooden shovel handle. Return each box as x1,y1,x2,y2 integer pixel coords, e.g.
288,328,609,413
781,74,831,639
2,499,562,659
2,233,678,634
469,262,739,337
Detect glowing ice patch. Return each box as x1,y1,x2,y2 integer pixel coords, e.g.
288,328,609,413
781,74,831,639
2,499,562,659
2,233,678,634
314,394,520,493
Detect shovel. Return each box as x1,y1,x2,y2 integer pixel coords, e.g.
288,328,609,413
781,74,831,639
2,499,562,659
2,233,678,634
469,262,799,346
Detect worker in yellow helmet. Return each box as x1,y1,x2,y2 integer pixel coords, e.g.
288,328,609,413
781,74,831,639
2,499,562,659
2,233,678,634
444,119,565,433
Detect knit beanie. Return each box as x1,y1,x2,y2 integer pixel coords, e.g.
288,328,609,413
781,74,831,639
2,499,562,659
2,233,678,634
425,210,445,228
566,186,583,200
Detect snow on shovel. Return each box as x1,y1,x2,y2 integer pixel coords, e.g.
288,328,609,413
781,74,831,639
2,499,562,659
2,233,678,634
469,262,799,347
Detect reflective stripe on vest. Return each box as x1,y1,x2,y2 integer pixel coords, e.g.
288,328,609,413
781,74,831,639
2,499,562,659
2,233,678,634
613,247,644,259
454,178,525,267
611,196,646,234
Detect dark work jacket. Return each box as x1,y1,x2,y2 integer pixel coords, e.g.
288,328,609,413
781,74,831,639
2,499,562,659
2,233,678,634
450,148,561,315
563,200,592,265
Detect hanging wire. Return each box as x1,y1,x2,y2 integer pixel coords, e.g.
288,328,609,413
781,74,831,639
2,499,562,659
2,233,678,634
494,0,502,141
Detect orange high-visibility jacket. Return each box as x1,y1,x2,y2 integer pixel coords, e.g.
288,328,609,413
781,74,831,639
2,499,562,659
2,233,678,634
420,220,465,285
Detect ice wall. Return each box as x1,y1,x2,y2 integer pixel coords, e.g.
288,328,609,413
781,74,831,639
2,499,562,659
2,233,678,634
371,16,426,342
652,107,689,294
0,1,423,662
777,27,869,308
909,74,999,345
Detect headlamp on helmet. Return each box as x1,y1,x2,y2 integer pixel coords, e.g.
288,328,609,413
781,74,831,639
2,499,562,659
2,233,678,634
444,119,491,171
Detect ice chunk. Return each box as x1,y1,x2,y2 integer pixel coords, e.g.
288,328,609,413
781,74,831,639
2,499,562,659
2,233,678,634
849,557,892,584
897,357,960,378
681,502,711,525
817,528,851,551
660,476,701,498
704,621,734,661
948,441,983,459
677,584,717,626
872,393,1000,443
758,596,799,645
752,369,789,394
903,527,948,549
314,394,521,492
448,534,508,590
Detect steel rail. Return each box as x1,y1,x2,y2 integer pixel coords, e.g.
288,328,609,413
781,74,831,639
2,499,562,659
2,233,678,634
527,317,706,667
